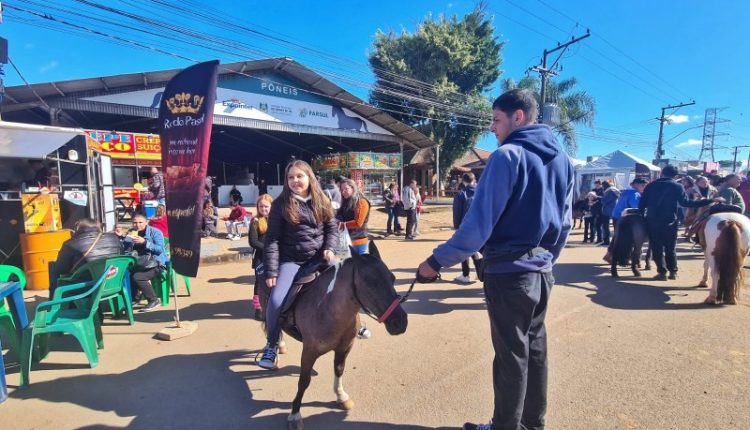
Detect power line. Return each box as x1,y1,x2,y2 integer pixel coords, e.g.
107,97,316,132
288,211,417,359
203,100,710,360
535,0,691,101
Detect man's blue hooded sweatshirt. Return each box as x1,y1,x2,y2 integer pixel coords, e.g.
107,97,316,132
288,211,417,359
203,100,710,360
428,124,574,273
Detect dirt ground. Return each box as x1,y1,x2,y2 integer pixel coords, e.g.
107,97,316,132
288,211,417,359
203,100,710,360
1,224,749,429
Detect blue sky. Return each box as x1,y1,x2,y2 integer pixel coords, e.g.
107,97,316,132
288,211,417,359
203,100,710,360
2,0,749,163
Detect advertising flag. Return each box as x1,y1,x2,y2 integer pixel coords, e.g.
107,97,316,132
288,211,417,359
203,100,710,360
158,60,219,277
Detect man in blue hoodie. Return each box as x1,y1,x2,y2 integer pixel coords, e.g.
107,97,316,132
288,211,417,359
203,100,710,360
418,89,574,430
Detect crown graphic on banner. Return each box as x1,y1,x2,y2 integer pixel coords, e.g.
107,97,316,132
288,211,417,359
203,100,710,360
165,92,205,114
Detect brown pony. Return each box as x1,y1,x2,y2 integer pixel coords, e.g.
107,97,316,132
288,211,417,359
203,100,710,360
258,241,408,430
699,213,750,304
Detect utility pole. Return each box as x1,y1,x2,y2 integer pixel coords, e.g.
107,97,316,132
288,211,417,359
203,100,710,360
529,30,590,124
732,146,739,173
654,101,695,163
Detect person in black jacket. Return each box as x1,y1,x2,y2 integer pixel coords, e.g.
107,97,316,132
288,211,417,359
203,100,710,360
452,172,480,283
639,165,720,280
382,183,402,236
48,218,123,298
258,160,338,370
249,194,273,321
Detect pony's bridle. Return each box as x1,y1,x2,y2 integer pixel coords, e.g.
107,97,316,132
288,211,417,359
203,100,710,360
350,263,433,324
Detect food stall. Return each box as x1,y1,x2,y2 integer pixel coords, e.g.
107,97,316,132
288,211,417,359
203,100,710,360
0,121,116,289
84,130,162,219
312,152,402,205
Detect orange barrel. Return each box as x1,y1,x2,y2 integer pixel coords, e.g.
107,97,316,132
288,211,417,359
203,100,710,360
19,229,73,290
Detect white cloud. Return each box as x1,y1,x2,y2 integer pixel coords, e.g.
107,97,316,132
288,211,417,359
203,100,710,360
675,138,702,148
666,114,689,124
39,60,59,74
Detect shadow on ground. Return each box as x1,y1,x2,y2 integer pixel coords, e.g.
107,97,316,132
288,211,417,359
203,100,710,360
11,349,453,430
555,262,716,311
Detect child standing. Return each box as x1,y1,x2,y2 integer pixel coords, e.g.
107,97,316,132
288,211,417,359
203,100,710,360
259,161,338,370
249,194,273,321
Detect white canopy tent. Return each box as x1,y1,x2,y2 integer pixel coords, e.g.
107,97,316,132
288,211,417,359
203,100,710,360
0,121,84,159
576,150,660,193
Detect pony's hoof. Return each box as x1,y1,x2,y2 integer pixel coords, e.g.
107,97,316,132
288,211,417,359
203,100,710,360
644,266,652,271
726,298,738,305
704,296,718,305
698,282,708,288
288,414,303,430
633,272,641,278
339,399,355,410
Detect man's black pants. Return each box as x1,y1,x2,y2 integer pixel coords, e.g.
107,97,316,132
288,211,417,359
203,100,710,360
647,222,678,274
484,271,552,430
404,208,416,238
131,268,160,302
598,215,611,244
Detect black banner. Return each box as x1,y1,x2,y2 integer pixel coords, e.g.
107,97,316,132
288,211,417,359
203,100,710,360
158,60,219,277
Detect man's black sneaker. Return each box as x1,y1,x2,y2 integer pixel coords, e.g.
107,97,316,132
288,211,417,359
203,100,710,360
653,273,668,281
668,272,677,280
139,299,162,313
463,421,492,430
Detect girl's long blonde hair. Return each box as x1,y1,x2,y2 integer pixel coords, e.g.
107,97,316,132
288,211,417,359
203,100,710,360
255,194,273,235
280,160,333,224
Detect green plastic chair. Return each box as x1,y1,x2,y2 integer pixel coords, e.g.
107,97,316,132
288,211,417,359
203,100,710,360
151,262,191,305
0,265,27,361
20,268,110,387
57,256,137,324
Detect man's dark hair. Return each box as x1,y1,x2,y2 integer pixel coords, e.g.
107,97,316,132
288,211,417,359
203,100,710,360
725,174,739,182
594,180,602,185
462,172,476,183
601,181,611,189
492,89,538,125
74,218,101,232
661,164,679,178
631,177,648,185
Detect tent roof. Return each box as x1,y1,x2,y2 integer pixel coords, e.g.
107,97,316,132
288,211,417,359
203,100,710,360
579,150,660,172
0,121,84,159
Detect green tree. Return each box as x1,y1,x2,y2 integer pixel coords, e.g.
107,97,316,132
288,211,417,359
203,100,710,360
368,4,502,175
502,76,596,156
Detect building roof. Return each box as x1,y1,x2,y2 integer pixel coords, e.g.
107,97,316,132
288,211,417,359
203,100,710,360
1,58,434,151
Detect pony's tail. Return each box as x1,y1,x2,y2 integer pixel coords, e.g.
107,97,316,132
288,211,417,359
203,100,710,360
714,220,744,304
613,218,635,266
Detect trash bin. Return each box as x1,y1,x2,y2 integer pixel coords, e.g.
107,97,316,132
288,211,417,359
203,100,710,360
19,229,73,290
144,201,158,218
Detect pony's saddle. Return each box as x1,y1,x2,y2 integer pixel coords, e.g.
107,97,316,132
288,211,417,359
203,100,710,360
708,203,743,215
687,204,743,238
278,259,336,341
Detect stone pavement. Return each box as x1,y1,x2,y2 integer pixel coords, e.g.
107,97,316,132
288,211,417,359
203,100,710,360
1,227,749,429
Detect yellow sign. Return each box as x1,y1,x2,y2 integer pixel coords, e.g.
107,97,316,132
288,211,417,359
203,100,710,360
22,194,62,233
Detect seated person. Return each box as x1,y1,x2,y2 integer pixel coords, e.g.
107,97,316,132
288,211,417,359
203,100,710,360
229,186,243,205
148,205,169,238
202,200,219,238
223,201,249,240
49,218,123,298
116,213,167,312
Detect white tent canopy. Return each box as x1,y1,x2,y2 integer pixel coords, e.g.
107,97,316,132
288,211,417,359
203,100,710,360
576,150,660,192
0,121,84,159
579,150,660,173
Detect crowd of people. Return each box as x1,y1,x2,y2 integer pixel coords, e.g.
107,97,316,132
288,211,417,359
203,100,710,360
580,168,750,280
